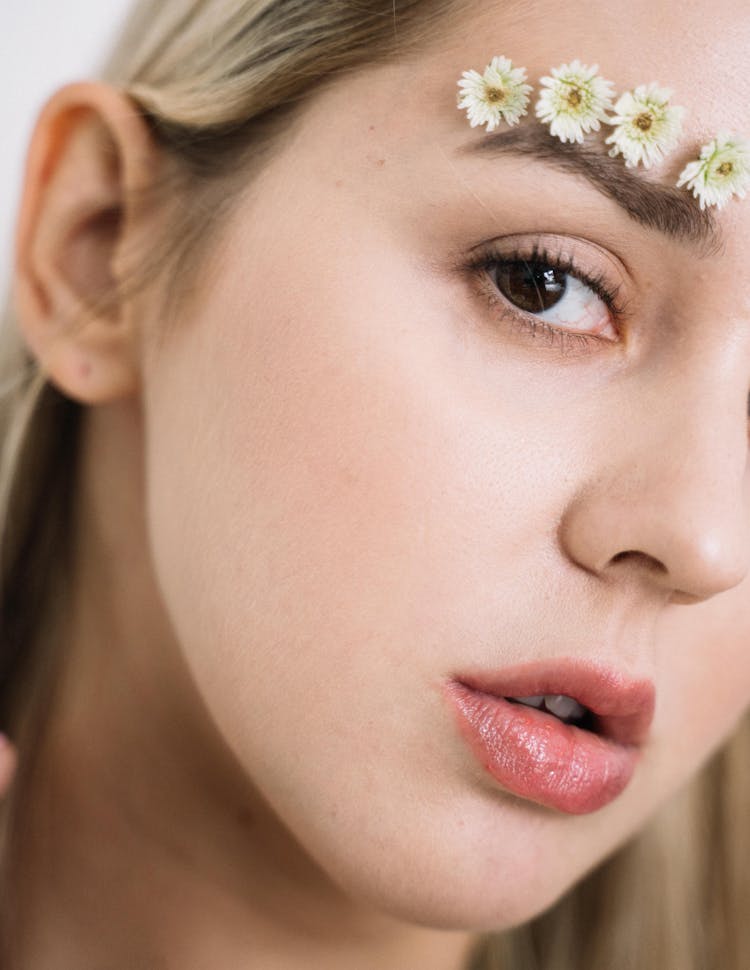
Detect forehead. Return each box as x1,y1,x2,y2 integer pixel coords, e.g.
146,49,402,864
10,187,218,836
234,0,750,283
425,0,750,135
295,0,750,180
276,0,750,252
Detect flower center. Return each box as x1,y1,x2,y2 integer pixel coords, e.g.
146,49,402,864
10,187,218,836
717,160,734,176
565,86,583,107
634,112,654,132
485,85,505,103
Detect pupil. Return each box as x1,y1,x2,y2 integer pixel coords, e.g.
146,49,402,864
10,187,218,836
495,262,567,313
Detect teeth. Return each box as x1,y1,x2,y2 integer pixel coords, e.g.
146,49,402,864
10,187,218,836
508,694,588,724
514,695,545,709
543,694,586,721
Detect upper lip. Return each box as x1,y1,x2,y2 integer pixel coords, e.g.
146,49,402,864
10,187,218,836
454,658,655,746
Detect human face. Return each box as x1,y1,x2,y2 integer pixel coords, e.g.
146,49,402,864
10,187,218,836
138,0,750,930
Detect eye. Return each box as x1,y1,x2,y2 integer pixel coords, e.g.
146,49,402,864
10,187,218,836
488,259,617,340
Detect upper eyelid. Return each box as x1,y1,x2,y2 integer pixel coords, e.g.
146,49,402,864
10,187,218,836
470,236,611,275
465,232,635,284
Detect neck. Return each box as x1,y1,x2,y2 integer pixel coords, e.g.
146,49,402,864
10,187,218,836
9,402,476,970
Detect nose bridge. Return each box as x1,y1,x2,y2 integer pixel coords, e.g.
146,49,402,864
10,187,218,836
559,358,750,601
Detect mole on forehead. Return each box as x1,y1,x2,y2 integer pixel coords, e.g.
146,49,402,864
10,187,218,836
459,125,721,253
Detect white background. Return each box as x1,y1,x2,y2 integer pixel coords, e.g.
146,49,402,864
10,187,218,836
1,1,133,297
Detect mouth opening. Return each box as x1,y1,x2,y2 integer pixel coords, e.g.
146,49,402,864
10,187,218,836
505,694,601,733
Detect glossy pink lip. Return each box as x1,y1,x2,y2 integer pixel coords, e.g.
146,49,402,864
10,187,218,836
444,659,655,815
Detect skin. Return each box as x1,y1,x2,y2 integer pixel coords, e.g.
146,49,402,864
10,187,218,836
0,739,16,799
8,0,750,966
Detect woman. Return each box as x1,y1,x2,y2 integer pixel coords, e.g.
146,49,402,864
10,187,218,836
2,0,750,967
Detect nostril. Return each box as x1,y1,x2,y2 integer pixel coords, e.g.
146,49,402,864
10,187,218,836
558,478,749,599
609,550,668,574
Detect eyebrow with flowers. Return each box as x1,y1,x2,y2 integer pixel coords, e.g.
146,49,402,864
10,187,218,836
456,55,750,211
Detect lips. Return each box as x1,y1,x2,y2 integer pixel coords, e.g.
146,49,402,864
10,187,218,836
444,659,655,815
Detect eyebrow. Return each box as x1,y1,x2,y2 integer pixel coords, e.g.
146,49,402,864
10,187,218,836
460,125,720,252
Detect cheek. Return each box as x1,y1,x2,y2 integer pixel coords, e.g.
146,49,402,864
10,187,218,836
143,221,578,709
138,230,609,927
143,242,542,734
649,583,750,787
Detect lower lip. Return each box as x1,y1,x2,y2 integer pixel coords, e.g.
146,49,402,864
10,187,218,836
445,682,640,815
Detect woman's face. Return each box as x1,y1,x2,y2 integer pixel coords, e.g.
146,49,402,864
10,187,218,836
138,0,750,929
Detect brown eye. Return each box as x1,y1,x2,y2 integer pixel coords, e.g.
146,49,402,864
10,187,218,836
491,261,568,313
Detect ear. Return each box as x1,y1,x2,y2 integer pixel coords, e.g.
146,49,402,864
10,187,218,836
12,82,163,404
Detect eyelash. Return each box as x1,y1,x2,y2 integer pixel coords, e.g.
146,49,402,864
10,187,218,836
465,241,628,352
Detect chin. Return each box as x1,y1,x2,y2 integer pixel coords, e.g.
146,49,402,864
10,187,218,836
302,799,603,932
334,854,577,932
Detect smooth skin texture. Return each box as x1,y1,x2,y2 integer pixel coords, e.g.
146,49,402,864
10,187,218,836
9,0,750,966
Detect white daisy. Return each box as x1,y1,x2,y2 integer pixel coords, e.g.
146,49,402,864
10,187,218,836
605,83,686,168
676,133,750,210
457,56,533,131
535,60,615,144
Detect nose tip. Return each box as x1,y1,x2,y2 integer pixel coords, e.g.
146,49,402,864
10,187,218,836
686,528,750,598
608,523,750,602
556,343,750,604
560,481,750,604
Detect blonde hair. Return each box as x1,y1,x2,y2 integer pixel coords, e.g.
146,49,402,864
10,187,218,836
1,2,748,967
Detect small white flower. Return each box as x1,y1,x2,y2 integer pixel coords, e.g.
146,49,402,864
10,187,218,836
676,133,750,210
535,60,615,144
605,83,686,168
457,56,533,131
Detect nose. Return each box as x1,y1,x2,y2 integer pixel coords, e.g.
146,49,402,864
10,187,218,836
558,379,750,603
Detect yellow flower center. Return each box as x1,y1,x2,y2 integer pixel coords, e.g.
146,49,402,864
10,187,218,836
717,160,734,176
485,86,505,104
566,86,583,107
634,112,654,132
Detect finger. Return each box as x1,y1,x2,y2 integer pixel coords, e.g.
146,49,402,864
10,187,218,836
0,735,18,796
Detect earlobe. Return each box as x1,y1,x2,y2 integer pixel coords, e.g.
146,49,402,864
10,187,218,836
12,82,161,405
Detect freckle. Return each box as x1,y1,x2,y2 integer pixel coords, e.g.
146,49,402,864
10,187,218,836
369,125,376,132
376,158,386,168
